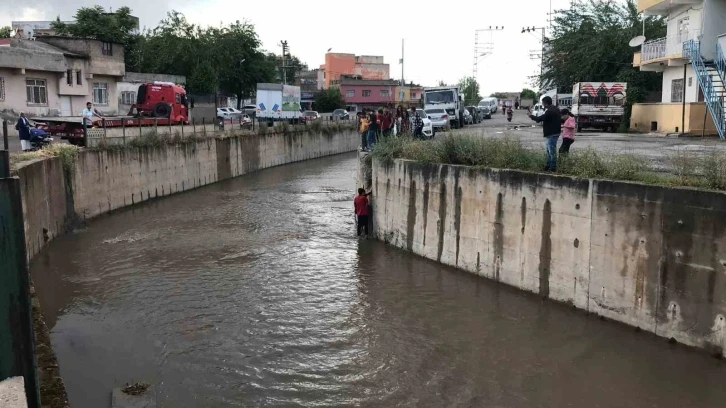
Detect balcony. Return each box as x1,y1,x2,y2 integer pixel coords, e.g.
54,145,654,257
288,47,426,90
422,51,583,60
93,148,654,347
640,30,701,64
638,0,701,15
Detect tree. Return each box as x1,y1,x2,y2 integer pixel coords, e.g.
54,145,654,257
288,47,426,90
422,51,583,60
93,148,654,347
0,26,11,38
543,0,666,128
52,6,141,71
458,76,481,105
520,88,537,100
313,88,345,112
490,92,508,99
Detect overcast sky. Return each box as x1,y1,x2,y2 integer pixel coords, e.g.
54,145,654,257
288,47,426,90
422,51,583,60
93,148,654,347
1,0,574,95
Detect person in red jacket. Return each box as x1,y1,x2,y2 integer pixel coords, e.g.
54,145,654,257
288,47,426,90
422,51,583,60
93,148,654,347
354,188,371,237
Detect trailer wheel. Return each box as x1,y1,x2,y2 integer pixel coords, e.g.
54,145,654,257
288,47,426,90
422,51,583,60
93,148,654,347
152,102,171,118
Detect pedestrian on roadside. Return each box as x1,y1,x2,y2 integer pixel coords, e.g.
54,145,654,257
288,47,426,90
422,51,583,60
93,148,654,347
410,107,423,139
367,110,379,150
358,112,370,151
15,112,31,151
528,96,561,172
515,100,520,110
376,109,385,141
559,109,576,154
354,188,371,237
381,108,393,137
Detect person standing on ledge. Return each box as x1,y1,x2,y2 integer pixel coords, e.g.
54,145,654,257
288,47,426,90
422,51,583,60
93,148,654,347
354,188,371,237
528,96,561,172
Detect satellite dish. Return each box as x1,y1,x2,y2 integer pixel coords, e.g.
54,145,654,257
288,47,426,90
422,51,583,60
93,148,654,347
629,35,646,47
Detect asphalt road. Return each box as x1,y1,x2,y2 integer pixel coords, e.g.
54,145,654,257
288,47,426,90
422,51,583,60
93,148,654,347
452,108,726,170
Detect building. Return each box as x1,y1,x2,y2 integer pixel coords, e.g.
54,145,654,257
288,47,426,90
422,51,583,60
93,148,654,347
296,69,319,109
631,0,726,135
117,72,186,114
11,13,140,38
0,36,125,117
394,83,423,107
318,53,390,89
340,78,399,111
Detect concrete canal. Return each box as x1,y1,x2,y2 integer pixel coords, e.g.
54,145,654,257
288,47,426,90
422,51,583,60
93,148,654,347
30,153,726,407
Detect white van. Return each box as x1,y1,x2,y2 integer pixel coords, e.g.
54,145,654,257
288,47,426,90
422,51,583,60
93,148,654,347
478,97,498,114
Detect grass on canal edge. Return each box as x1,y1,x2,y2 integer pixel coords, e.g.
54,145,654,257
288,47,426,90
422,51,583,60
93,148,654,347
9,144,80,171
369,134,726,191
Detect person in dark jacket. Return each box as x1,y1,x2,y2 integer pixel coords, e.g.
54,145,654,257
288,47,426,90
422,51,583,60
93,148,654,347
16,112,31,151
529,96,561,171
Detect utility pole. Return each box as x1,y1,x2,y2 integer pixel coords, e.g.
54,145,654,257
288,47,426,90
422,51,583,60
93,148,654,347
473,26,502,79
400,39,405,104
522,26,546,91
280,40,289,85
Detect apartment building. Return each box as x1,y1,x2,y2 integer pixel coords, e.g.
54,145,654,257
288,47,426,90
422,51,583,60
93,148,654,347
318,53,390,89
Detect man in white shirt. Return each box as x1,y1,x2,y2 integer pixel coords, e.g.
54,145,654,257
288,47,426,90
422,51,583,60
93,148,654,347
81,101,102,126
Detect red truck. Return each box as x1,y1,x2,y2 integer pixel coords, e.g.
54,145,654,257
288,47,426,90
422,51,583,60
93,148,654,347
33,82,189,146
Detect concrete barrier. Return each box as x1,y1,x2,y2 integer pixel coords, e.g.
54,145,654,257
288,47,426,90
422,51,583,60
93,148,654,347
369,157,726,357
13,128,358,405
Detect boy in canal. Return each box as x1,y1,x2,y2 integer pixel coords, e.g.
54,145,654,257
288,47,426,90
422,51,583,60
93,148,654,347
354,188,370,237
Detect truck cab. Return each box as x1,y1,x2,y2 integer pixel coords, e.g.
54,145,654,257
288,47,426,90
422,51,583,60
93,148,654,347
130,81,189,124
424,87,465,129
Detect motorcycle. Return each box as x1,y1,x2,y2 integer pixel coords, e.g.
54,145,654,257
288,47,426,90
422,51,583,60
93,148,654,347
29,127,53,151
506,108,513,122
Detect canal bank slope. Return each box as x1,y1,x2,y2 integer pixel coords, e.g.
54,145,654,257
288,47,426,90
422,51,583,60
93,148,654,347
14,128,357,407
367,157,726,358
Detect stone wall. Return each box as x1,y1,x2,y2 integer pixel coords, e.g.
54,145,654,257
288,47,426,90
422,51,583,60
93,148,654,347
370,158,726,357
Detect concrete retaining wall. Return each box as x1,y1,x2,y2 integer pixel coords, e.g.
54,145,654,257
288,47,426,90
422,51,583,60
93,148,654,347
370,158,726,357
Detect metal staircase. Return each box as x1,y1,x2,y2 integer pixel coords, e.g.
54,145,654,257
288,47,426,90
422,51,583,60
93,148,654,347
684,40,726,139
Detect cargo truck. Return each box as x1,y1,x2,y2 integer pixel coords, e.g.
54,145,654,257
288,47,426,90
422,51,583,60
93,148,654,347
424,86,465,129
256,83,302,123
571,82,627,132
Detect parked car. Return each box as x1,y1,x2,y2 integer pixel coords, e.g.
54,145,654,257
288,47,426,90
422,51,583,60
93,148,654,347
531,104,545,117
463,108,473,125
466,106,481,123
302,111,320,122
415,109,435,138
241,114,252,126
217,107,238,120
425,108,451,131
478,105,492,119
243,105,258,117
332,109,350,120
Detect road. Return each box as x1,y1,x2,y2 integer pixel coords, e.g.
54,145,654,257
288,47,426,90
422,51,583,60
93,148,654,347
450,108,726,170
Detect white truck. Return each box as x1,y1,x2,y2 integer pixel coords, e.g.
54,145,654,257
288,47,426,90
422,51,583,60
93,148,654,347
571,82,627,132
256,83,302,123
424,86,465,129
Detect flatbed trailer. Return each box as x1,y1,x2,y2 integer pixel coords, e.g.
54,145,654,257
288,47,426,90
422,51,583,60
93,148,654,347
31,116,181,146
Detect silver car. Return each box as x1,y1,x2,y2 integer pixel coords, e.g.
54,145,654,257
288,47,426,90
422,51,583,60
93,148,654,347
425,108,451,130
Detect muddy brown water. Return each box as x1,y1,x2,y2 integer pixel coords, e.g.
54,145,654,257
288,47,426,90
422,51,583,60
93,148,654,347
31,153,726,407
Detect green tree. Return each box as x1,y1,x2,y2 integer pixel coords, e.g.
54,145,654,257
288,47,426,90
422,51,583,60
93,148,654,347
520,88,537,100
313,88,345,112
457,76,481,105
490,92,508,99
543,0,665,128
52,6,141,70
0,26,11,38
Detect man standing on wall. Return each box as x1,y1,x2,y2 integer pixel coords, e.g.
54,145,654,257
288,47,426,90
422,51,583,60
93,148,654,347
528,96,561,172
354,188,371,237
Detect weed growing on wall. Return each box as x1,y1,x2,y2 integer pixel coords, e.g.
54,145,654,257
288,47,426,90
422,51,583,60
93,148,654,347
370,134,726,191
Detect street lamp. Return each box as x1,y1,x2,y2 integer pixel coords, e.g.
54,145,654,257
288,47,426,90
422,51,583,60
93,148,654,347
521,26,546,90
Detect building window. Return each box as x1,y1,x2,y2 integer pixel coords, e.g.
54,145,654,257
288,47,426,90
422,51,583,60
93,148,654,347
688,77,693,87
120,91,136,105
93,82,109,105
66,69,73,86
671,78,684,103
410,92,417,98
26,79,47,105
380,90,390,97
0,77,4,101
362,90,371,97
101,42,113,56
346,90,355,97
76,70,82,85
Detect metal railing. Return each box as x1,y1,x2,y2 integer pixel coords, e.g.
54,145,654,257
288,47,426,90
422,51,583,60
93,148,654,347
642,30,701,63
684,40,725,139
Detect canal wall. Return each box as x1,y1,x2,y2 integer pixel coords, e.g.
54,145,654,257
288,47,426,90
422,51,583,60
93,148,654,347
13,128,357,407
369,158,726,358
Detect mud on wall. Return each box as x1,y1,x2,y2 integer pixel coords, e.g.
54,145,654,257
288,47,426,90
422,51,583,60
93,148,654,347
370,158,726,357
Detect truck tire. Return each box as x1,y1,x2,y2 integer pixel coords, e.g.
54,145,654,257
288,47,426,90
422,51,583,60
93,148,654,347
152,102,171,118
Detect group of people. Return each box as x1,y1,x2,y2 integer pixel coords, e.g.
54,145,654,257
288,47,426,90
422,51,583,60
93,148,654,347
357,106,424,151
528,96,576,172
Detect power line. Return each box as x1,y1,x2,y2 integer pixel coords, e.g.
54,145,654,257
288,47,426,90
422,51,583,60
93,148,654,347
473,26,504,79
